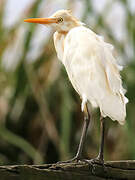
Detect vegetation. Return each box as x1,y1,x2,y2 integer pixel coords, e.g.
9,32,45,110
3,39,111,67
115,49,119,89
0,0,134,165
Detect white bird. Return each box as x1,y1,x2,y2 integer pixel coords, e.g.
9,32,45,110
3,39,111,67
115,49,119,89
24,10,128,163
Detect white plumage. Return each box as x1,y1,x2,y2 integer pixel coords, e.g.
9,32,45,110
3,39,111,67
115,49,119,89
54,25,128,125
24,10,128,125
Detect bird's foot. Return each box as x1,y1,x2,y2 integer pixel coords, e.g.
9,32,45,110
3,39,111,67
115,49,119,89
82,157,106,174
83,156,104,165
56,155,82,164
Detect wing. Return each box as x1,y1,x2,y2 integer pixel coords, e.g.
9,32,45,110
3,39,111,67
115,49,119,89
63,26,128,123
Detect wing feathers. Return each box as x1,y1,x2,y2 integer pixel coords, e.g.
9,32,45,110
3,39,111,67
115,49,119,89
63,26,128,123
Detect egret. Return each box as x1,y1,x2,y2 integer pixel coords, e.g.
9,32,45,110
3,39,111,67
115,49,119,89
24,10,128,164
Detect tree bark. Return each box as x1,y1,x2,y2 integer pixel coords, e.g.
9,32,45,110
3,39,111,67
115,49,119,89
0,160,135,180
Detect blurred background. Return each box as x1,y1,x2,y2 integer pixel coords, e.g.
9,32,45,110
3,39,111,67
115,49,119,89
0,0,134,165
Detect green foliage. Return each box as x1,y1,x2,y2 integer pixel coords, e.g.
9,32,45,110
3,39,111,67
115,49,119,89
0,0,134,165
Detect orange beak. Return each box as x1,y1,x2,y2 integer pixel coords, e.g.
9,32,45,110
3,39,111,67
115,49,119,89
24,18,58,24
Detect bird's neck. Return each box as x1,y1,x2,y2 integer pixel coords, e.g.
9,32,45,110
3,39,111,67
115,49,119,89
53,31,68,61
58,31,68,35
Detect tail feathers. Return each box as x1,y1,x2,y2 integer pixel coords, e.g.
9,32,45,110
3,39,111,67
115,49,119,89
99,91,128,125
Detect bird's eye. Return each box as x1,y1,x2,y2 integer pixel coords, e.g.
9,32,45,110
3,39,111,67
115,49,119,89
57,17,63,23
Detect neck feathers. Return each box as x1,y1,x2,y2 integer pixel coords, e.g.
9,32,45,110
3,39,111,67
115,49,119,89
53,31,67,61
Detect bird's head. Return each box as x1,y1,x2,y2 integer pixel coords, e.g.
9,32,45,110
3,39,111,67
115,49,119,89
24,10,82,33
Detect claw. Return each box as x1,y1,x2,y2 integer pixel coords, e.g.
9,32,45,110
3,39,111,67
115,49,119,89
84,157,104,165
56,156,82,164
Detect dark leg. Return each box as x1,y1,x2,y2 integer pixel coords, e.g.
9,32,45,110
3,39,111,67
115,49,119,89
97,116,105,163
86,116,105,164
57,103,91,164
75,103,91,159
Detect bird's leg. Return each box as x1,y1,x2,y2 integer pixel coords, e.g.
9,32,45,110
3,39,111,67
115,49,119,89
75,103,90,160
96,116,105,163
86,116,105,165
57,103,90,164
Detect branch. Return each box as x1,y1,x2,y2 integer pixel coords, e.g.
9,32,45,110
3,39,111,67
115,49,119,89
0,160,135,180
